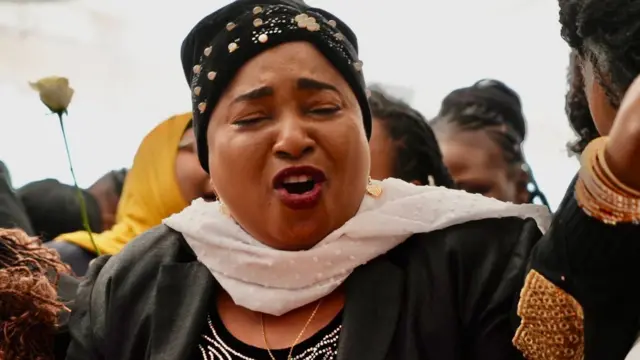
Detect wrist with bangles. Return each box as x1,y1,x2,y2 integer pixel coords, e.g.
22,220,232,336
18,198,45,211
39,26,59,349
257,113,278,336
575,136,640,225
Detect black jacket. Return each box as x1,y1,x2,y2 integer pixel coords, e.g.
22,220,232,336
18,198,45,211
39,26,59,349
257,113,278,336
55,274,80,360
65,217,541,360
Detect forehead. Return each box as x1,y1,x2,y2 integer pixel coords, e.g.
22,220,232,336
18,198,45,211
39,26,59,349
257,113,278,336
222,41,345,95
439,130,507,178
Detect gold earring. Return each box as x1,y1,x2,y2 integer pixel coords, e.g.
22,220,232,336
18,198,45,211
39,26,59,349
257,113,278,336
366,176,383,198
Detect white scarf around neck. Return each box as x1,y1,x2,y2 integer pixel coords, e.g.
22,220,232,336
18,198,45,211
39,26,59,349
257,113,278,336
163,178,551,316
626,334,640,359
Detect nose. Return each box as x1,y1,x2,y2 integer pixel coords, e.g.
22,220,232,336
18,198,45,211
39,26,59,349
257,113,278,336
272,115,315,160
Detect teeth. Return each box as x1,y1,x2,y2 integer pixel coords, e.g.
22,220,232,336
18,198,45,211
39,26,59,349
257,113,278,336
283,175,313,184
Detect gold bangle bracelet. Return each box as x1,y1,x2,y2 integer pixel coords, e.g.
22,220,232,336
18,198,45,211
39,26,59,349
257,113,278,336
575,137,640,225
596,143,640,198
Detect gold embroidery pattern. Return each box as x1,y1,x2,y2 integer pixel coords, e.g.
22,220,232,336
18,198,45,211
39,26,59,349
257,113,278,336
513,270,584,359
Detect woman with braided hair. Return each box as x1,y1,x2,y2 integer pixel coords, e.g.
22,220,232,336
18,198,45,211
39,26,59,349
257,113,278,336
0,228,78,360
368,87,455,188
431,79,549,207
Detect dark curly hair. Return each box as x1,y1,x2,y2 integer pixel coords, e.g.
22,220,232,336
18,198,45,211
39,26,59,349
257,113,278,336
559,0,640,108
566,50,599,155
368,86,455,188
0,228,71,360
430,79,549,207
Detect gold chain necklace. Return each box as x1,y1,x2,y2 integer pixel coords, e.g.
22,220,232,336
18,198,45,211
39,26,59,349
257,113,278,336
261,300,322,360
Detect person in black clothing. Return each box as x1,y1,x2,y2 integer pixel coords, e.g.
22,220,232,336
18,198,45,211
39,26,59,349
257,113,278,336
17,169,127,239
512,0,640,359
64,1,550,360
0,162,126,239
430,79,548,206
367,87,455,188
0,161,34,234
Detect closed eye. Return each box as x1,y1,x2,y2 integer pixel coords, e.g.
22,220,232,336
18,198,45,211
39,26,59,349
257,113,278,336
309,106,340,116
232,116,268,127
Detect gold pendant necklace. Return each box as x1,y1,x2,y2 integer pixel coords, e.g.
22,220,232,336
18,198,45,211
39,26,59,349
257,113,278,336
261,300,322,360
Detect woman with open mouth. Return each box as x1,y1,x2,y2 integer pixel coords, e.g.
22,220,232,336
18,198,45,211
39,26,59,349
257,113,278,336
64,1,550,359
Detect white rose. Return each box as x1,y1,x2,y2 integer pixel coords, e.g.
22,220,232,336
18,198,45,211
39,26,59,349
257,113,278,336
29,76,74,114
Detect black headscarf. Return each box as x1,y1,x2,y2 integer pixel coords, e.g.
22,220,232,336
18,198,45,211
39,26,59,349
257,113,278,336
181,0,371,172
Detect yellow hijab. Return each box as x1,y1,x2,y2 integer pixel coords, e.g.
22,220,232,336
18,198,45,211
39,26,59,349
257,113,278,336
56,113,192,255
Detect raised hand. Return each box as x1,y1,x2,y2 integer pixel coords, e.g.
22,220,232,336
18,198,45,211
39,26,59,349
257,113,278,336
605,75,640,191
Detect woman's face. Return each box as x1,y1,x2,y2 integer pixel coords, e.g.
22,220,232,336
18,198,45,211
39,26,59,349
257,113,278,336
369,118,397,182
175,128,216,202
206,42,370,251
582,59,618,135
439,130,529,203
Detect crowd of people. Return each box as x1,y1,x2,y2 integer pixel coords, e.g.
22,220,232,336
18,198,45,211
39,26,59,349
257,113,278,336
1,0,639,359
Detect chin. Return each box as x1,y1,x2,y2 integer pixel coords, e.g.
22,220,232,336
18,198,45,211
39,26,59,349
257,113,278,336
269,219,330,251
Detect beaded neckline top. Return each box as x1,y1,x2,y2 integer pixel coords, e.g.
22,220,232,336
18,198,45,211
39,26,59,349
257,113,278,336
196,310,343,360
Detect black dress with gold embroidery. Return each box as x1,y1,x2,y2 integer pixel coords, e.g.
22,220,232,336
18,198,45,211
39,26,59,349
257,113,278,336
514,177,640,360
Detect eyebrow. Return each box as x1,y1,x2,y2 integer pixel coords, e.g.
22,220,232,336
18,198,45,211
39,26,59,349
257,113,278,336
230,78,338,104
297,77,338,93
232,86,274,104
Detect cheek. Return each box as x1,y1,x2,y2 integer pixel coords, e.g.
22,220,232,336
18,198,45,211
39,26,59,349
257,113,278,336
492,171,518,202
369,123,396,180
319,116,370,174
583,62,617,135
587,81,617,135
369,151,395,181
207,129,270,201
177,159,210,199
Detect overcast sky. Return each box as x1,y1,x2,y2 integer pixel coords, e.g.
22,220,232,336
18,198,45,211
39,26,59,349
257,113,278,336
0,0,574,208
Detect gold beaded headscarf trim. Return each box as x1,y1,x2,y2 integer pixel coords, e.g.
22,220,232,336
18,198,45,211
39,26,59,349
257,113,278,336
181,1,371,172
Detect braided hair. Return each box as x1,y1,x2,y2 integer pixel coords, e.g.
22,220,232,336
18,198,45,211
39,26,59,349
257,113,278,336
559,0,640,109
431,79,549,207
368,87,455,188
566,50,599,155
0,228,70,360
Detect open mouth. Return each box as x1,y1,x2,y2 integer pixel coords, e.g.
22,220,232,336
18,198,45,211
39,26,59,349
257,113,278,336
282,175,316,194
273,166,326,195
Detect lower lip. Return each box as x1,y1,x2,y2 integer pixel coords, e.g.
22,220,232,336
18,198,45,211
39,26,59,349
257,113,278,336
276,183,324,210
